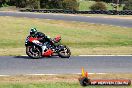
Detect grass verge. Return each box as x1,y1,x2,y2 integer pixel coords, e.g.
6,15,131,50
77,14,132,20
0,74,132,88
0,82,131,88
79,1,124,11
0,16,132,56
0,6,19,11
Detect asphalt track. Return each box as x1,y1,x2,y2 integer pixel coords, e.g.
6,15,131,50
0,12,132,75
0,11,132,28
0,56,132,75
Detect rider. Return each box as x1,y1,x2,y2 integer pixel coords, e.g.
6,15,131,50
29,28,54,55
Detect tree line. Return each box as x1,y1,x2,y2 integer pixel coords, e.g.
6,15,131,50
0,0,79,10
0,0,131,10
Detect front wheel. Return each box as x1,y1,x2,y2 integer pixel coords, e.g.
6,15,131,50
26,46,42,59
58,45,71,58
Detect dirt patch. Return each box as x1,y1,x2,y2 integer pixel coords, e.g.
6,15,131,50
0,74,132,83
0,74,79,83
99,15,132,20
42,13,132,20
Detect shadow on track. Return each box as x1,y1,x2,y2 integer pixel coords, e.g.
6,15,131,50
14,56,31,59
13,56,61,59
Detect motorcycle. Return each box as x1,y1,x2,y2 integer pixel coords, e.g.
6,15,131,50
25,35,71,59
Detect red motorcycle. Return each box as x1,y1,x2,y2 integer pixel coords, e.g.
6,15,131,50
25,36,71,59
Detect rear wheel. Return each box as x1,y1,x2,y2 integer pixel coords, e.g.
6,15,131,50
26,46,42,59
58,45,71,58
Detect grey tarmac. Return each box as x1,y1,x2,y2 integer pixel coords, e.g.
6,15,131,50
0,11,132,28
0,12,132,75
0,56,132,75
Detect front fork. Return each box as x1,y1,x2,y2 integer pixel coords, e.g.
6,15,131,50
42,46,47,54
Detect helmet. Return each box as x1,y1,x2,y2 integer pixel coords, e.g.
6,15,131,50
30,28,37,36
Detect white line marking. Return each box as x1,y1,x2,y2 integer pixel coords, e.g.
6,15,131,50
27,73,107,75
79,55,132,56
26,74,60,76
21,55,28,56
0,75,10,76
72,73,107,75
21,55,132,57
0,73,107,76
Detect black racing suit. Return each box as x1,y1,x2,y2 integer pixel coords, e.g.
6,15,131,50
29,32,54,53
31,32,53,45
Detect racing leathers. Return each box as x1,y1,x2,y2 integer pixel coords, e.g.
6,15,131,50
29,32,54,55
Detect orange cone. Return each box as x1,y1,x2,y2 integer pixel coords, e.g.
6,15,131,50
82,67,88,77
82,67,85,77
85,71,88,77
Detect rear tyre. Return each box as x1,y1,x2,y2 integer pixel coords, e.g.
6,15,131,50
26,46,42,59
58,45,71,58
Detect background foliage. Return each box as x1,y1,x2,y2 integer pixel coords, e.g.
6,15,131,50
0,0,79,10
89,2,107,10
123,0,132,10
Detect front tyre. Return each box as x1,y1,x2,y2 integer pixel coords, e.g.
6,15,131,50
58,45,71,58
26,46,42,59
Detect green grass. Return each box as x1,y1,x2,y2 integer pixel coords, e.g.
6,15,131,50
79,1,95,11
0,74,131,88
0,83,132,88
0,16,132,55
79,1,124,11
0,83,80,88
0,6,19,11
0,16,132,48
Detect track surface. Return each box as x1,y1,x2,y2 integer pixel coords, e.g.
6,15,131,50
0,12,132,75
0,11,132,28
0,56,132,75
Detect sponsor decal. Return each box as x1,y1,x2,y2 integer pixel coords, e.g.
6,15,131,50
78,68,131,86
